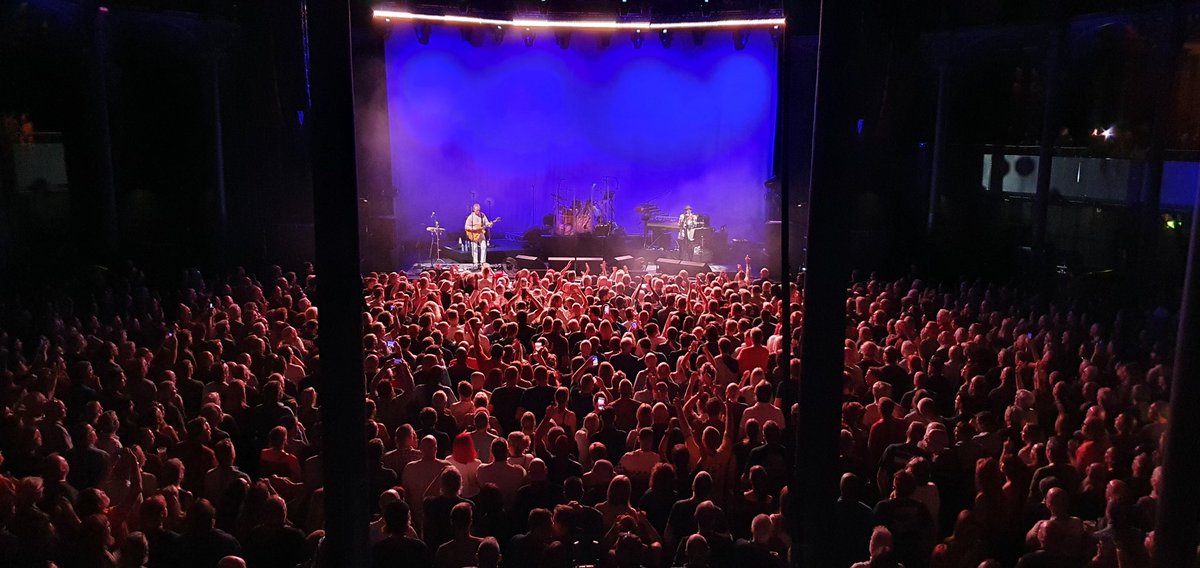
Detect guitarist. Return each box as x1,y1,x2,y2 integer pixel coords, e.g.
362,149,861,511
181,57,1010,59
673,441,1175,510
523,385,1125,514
677,205,699,261
463,203,496,267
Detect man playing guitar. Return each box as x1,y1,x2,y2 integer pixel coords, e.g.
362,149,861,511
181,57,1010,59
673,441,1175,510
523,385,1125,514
464,203,499,267
677,205,699,261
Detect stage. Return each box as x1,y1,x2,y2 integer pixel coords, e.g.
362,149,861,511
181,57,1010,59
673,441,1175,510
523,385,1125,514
361,18,785,278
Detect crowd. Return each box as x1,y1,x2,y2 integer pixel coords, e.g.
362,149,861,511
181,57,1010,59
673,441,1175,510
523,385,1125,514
0,259,1181,568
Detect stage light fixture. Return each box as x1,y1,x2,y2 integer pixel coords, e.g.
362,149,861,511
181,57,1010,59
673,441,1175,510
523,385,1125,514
732,29,749,50
555,30,571,49
460,27,485,47
631,29,644,48
523,27,535,47
769,24,781,46
491,25,505,44
415,22,432,44
659,29,673,48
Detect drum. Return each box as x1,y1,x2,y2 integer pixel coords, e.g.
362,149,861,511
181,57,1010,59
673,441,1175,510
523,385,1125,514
557,210,575,236
575,208,594,233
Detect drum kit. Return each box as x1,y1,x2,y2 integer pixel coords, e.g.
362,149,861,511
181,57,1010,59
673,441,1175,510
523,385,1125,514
553,178,618,236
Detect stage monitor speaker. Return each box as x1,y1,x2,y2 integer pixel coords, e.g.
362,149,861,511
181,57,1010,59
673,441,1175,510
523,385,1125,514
575,257,604,273
513,255,543,270
656,258,682,273
547,257,573,270
679,260,712,273
611,255,635,272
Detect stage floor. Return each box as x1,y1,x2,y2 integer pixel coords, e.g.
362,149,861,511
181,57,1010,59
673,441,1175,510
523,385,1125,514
406,260,735,276
396,230,763,276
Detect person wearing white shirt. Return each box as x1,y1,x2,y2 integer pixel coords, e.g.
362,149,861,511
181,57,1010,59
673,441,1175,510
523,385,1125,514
476,438,527,510
468,412,501,464
383,425,422,478
741,382,786,432
401,436,452,531
617,428,661,482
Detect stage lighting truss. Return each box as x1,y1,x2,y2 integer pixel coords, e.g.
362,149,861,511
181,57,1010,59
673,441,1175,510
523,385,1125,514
372,9,785,32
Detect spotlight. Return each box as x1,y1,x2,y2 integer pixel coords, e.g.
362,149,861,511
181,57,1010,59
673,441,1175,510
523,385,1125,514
1102,126,1115,140
631,29,644,48
522,27,535,47
1164,214,1184,231
460,27,484,47
659,29,673,48
415,22,432,44
732,29,749,50
769,24,782,46
555,30,571,49
491,25,505,45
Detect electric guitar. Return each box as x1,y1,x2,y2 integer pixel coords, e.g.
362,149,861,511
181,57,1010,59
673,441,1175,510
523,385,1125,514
465,216,500,243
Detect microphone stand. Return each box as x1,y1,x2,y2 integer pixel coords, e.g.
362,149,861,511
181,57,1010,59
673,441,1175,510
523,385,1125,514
428,212,442,269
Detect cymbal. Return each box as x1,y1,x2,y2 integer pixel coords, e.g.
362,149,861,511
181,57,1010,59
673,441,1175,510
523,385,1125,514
425,226,446,232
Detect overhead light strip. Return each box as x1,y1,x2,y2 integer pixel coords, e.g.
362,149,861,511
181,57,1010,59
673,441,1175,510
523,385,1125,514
373,10,785,30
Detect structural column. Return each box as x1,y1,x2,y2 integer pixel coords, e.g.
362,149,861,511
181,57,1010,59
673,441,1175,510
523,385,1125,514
80,0,119,259
1033,1,1066,254
788,0,858,565
1134,0,1185,294
927,61,948,234
209,52,228,245
1154,181,1200,567
308,1,369,566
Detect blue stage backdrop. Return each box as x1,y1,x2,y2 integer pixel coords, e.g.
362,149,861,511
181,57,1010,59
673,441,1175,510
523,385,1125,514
384,24,779,244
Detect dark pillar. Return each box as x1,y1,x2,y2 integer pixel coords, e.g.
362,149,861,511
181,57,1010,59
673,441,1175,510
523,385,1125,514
210,55,228,242
1135,0,1185,293
789,0,858,565
1155,179,1200,568
308,1,369,566
81,1,118,259
1033,2,1066,254
205,3,228,249
927,62,948,233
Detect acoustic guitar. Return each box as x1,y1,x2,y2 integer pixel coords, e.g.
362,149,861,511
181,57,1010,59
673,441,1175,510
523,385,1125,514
465,216,500,243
